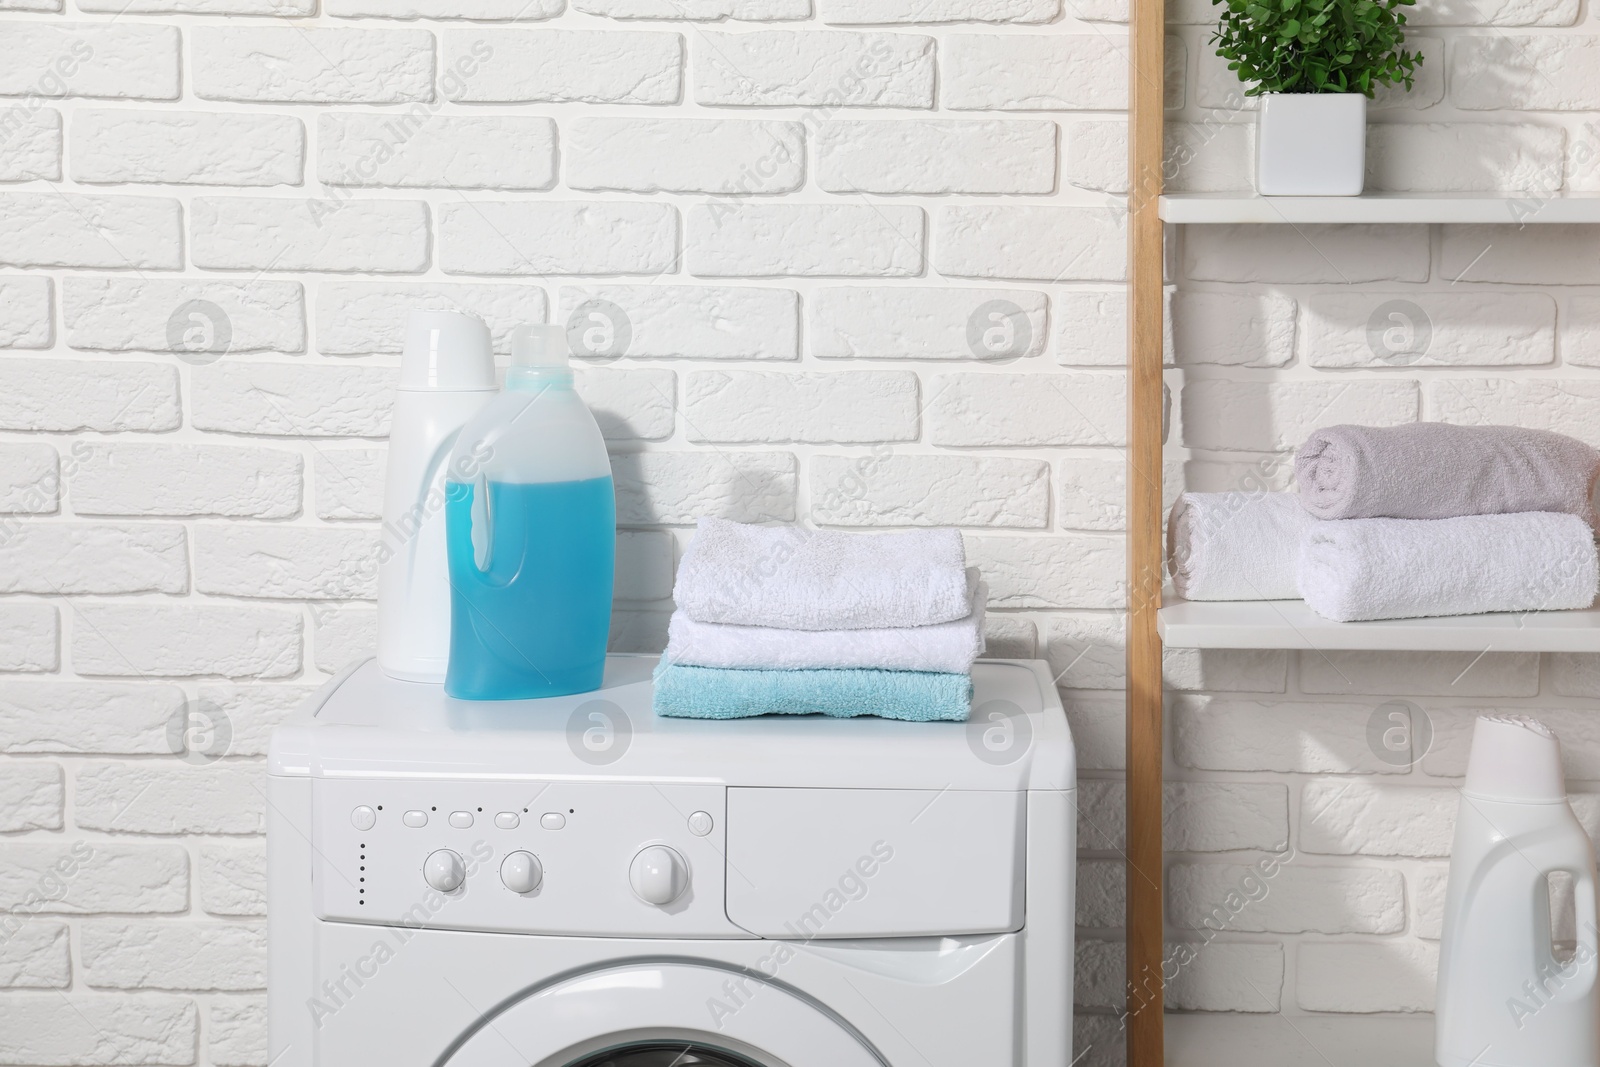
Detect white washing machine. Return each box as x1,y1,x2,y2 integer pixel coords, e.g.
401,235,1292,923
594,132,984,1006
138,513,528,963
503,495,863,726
268,655,1075,1067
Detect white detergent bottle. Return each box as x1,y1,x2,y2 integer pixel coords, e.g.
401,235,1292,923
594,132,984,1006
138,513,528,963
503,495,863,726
376,310,496,682
1436,715,1600,1067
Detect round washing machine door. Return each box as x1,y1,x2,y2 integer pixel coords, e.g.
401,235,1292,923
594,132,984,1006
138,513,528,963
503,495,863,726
439,960,886,1067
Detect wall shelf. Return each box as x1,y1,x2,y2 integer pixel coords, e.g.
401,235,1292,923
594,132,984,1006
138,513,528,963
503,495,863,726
1159,596,1600,653
1159,192,1600,225
1121,8,1600,1057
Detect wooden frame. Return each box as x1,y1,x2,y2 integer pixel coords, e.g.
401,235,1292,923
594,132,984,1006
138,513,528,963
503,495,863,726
1126,0,1166,1059
1118,10,1600,1061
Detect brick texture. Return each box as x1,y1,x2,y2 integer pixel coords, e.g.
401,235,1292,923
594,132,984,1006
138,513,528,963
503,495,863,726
0,3,1588,1057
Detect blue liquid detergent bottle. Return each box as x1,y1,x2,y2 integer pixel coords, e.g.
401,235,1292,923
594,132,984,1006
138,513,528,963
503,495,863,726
444,324,615,700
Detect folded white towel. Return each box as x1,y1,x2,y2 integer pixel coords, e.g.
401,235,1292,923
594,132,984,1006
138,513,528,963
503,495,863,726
1299,512,1600,622
665,578,987,673
1168,492,1310,601
674,518,971,630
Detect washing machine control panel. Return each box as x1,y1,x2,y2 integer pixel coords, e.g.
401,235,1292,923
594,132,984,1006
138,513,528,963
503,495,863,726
310,778,743,938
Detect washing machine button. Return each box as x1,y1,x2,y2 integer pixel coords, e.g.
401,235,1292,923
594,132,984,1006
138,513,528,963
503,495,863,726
403,810,428,828
630,845,687,906
494,812,520,830
500,851,543,894
423,849,465,892
540,812,566,830
449,811,473,829
687,811,714,836
350,806,376,831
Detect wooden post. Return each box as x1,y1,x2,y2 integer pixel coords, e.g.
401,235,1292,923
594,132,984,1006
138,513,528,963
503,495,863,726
1126,0,1166,1059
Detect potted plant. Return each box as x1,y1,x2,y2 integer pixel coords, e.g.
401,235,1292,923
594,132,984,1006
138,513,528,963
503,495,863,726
1212,0,1422,196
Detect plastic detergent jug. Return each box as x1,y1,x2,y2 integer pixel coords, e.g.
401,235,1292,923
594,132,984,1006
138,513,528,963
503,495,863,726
1436,715,1600,1067
443,324,615,700
376,310,496,683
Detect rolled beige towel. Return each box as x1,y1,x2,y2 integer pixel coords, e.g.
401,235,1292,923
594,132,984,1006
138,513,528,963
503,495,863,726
1295,423,1600,526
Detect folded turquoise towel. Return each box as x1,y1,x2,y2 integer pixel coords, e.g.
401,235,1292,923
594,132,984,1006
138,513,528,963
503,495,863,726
652,660,972,722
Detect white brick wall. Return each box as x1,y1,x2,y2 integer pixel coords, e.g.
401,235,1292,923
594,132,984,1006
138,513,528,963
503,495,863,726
0,23,181,99
73,110,305,187
0,194,183,270
1297,942,1439,1012
192,26,434,103
439,201,678,275
1365,122,1565,192
192,197,430,272
0,5,1591,1063
449,29,683,104
694,30,935,107
64,278,306,353
934,204,1127,280
814,119,1057,193
319,114,557,190
687,203,925,276
943,34,1126,109
1,110,63,183
567,118,803,194
0,605,58,673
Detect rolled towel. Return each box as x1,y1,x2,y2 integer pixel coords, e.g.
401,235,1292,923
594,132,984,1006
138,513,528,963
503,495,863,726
666,578,988,673
674,518,970,630
1298,511,1600,622
1295,423,1600,526
652,661,973,722
1168,492,1310,601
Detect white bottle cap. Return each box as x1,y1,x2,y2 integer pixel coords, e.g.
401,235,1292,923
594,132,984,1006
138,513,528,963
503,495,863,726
400,309,496,391
1463,715,1567,802
510,323,568,369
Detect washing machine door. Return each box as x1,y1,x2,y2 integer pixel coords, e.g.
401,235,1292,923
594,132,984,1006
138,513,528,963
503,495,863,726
439,961,886,1067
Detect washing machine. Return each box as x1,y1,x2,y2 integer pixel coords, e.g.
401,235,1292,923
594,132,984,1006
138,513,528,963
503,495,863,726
268,654,1075,1067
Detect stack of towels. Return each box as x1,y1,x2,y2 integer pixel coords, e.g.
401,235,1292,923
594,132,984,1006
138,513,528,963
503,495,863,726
1169,423,1600,622
652,518,984,721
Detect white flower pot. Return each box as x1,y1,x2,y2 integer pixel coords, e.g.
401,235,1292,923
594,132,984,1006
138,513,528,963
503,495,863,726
1256,92,1367,196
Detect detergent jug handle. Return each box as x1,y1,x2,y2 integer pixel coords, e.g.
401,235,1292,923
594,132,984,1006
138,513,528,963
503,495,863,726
470,471,493,573
1540,857,1600,1007
1572,864,1599,989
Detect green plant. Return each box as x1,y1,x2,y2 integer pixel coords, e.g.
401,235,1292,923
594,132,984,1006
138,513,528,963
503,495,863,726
1212,0,1422,96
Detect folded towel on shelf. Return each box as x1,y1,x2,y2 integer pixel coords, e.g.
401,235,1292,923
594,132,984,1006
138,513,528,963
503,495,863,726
1295,423,1600,526
673,518,970,631
665,578,988,674
1298,511,1600,622
1167,491,1310,601
652,660,973,722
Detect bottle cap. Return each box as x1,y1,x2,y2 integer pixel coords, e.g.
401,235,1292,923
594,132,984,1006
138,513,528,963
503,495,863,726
1464,715,1567,802
400,309,495,391
510,324,568,369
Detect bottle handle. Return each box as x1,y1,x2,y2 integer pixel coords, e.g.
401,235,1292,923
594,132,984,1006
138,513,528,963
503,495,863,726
470,471,493,573
1573,864,1598,976
405,429,461,576
1543,863,1600,1006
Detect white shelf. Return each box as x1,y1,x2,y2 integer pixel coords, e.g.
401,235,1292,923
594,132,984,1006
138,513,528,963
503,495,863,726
1158,192,1600,225
1158,597,1600,652
1167,1013,1433,1067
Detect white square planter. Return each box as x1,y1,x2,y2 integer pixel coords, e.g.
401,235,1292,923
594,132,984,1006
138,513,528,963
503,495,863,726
1256,92,1367,196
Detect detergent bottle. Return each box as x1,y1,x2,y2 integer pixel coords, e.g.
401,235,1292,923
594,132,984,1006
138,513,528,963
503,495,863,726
376,310,496,683
443,324,615,700
1436,715,1600,1067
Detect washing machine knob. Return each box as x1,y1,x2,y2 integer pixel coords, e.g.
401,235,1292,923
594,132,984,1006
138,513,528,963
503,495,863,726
629,845,687,906
500,851,543,894
423,849,465,892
